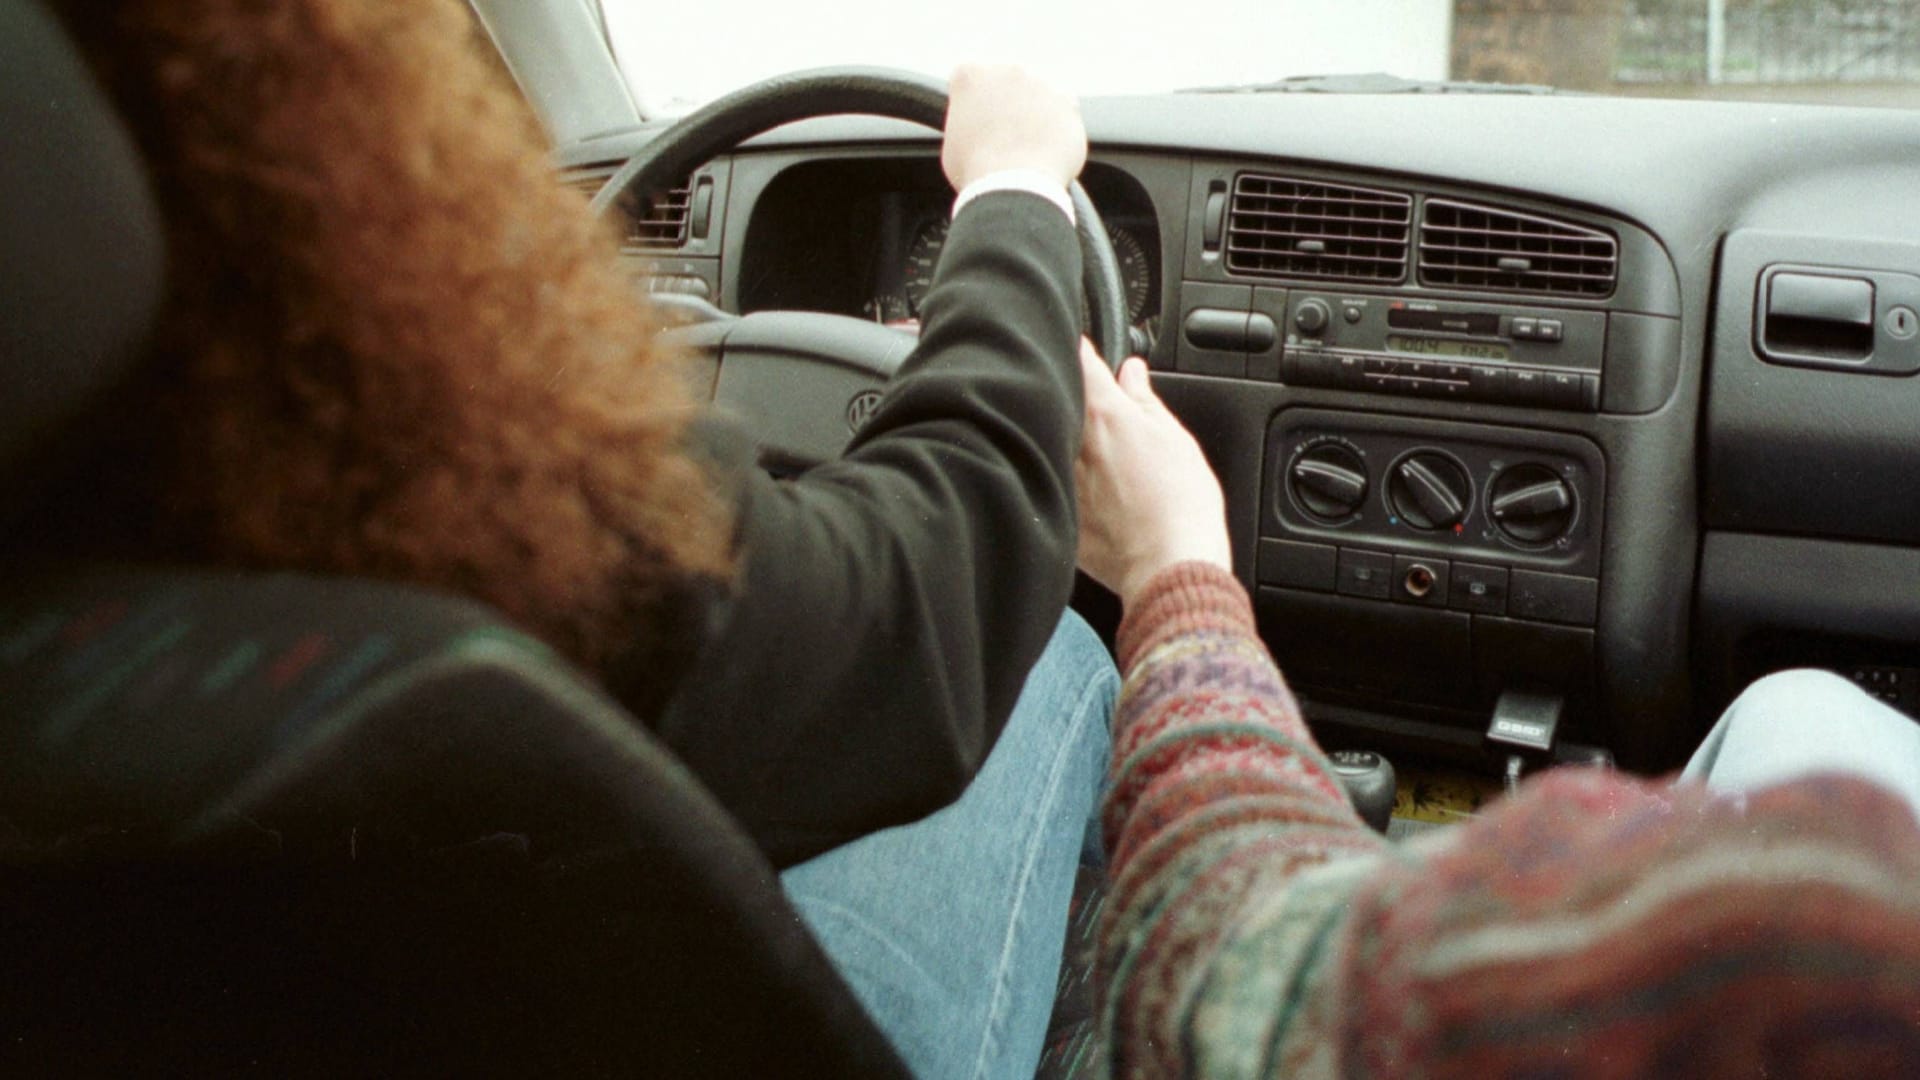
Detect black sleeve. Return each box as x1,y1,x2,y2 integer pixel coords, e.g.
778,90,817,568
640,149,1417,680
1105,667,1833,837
651,192,1086,868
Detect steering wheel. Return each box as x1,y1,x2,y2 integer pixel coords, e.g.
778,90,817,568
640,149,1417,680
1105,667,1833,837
590,67,1132,470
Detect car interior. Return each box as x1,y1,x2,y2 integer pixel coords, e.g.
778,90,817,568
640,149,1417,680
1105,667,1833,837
5,0,1920,1073
558,44,1920,783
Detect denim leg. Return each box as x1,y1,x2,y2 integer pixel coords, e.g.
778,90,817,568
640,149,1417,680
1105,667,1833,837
1682,668,1920,822
779,611,1118,1080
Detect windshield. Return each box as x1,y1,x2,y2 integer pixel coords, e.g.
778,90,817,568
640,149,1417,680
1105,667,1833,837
600,0,1920,116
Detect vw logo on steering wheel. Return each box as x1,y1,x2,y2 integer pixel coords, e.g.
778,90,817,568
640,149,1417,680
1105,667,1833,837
846,389,884,434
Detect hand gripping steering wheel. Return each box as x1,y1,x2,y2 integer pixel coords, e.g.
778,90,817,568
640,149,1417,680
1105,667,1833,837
590,67,1131,469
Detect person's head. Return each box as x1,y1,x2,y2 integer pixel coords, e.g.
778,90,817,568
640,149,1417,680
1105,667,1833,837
43,0,733,678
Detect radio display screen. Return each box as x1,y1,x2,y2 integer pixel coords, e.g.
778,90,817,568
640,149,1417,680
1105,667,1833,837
1386,335,1511,361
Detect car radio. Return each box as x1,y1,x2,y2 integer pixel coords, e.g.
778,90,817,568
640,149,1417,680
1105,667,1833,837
1175,284,1611,412
1278,292,1605,411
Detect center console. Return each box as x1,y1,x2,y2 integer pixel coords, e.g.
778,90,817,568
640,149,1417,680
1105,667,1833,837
1152,162,1686,759
1255,408,1604,713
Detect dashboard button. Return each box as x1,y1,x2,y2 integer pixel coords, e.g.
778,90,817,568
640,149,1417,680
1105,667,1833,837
1246,313,1280,353
1299,352,1341,386
1508,367,1547,404
1542,370,1582,408
1364,355,1400,375
1258,539,1338,592
1449,562,1509,615
1184,308,1252,351
1537,319,1564,342
1333,354,1366,387
1582,374,1602,410
1511,317,1538,339
1343,303,1364,324
1337,548,1394,600
1470,364,1509,401
1508,571,1599,626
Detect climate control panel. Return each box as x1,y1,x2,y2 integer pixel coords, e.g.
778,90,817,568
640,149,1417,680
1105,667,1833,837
1263,409,1604,614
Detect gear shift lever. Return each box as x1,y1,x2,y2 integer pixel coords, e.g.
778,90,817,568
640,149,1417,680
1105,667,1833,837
1329,749,1396,833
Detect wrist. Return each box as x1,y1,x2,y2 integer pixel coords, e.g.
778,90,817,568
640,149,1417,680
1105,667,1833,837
1117,549,1233,610
1114,559,1253,671
951,168,1076,225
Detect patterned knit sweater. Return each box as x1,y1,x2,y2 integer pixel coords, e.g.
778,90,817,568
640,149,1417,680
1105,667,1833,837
1098,561,1920,1078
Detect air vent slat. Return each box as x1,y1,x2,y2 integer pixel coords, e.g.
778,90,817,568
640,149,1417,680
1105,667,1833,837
1418,198,1617,298
564,170,691,250
1226,174,1412,284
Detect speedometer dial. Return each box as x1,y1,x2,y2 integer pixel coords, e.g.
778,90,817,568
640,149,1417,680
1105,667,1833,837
903,216,1154,324
1108,226,1154,323
902,217,948,316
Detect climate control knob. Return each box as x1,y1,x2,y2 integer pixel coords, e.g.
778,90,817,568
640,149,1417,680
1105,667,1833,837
1387,452,1471,531
1289,444,1368,521
1489,464,1576,544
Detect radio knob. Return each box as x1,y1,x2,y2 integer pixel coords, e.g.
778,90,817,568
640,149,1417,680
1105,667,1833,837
1293,299,1331,335
1489,464,1576,544
1289,444,1368,521
1387,452,1470,531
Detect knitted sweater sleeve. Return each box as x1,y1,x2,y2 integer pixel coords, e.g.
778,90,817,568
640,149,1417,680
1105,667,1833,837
1096,561,1388,1078
1097,564,1920,1079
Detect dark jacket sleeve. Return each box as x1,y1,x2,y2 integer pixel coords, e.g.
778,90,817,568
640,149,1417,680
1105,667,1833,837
652,191,1086,868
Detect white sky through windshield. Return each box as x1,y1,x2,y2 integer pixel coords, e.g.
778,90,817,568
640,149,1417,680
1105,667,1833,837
600,0,1452,116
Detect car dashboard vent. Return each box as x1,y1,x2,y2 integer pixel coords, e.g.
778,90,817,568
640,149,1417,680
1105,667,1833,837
1226,174,1413,284
1418,199,1616,298
566,172,691,250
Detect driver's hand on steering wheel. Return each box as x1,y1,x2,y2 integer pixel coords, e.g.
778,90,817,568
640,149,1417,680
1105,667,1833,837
941,65,1087,194
1074,341,1233,608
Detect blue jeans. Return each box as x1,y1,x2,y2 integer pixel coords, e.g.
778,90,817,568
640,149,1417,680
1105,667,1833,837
1684,668,1920,820
780,612,1117,1080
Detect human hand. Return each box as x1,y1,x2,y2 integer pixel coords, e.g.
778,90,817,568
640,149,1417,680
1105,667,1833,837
941,64,1087,192
1074,341,1232,607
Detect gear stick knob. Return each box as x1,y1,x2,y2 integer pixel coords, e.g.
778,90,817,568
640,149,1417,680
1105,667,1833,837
1329,749,1396,834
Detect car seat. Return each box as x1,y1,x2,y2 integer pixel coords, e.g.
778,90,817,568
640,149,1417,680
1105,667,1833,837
0,2,908,1074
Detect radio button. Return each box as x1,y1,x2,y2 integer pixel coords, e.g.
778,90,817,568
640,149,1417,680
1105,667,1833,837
1435,378,1471,399
1343,303,1364,324
1364,355,1400,375
1298,351,1338,387
1470,365,1509,400
1582,374,1601,410
1437,362,1472,383
1509,367,1548,404
1333,355,1366,387
1511,316,1539,339
1543,370,1582,407
1399,359,1433,379
1537,319,1564,343
1362,371,1397,393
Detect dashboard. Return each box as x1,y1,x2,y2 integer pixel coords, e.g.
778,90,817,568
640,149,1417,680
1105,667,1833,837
561,92,1920,773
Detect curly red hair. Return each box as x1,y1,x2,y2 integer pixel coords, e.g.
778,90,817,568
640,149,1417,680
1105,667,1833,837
54,0,734,682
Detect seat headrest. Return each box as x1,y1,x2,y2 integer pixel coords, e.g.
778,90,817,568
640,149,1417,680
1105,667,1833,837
0,0,164,488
